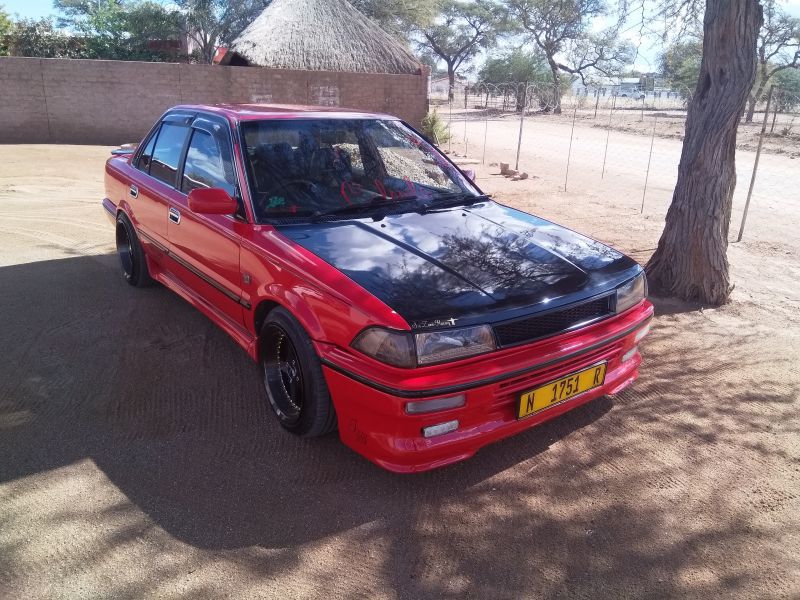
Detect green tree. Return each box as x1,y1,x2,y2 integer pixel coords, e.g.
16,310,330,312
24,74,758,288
0,5,12,55
505,0,632,113
478,48,558,110
55,0,183,60
4,16,87,58
351,0,437,38
478,49,549,84
176,0,270,64
416,0,501,100
773,67,800,111
659,40,703,98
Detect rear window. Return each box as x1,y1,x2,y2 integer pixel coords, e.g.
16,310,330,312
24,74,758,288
137,131,157,172
150,123,189,186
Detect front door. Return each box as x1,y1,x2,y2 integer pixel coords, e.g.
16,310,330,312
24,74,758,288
166,119,245,328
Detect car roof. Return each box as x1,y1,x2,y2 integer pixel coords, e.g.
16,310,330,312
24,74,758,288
171,103,401,122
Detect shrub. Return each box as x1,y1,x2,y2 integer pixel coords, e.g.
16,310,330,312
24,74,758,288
421,110,451,145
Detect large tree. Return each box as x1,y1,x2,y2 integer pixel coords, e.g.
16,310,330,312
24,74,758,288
744,0,799,122
54,0,183,60
176,0,270,63
645,0,763,304
478,48,550,84
0,5,11,55
660,40,703,97
4,16,87,57
505,0,631,113
416,0,500,100
350,0,437,38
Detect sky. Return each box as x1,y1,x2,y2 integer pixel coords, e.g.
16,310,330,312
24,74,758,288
3,0,799,73
5,0,799,20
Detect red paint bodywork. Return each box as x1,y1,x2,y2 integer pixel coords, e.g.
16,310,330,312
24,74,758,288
104,104,653,473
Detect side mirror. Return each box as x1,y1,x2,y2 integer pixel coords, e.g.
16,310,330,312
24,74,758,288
463,169,476,182
187,188,238,215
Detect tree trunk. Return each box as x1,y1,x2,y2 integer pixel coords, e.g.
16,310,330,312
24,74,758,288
645,0,762,305
745,70,767,123
549,61,562,114
745,93,757,122
447,67,456,102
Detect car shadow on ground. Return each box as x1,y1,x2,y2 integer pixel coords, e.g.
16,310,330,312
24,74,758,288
0,254,612,548
2,254,796,598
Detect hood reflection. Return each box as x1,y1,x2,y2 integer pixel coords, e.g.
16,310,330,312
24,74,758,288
277,201,638,324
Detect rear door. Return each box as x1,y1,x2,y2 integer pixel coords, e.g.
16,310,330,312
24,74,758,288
127,113,193,262
166,116,246,327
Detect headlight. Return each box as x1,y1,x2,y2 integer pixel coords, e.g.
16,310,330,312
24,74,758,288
351,328,416,368
616,272,647,314
351,324,497,367
416,324,496,365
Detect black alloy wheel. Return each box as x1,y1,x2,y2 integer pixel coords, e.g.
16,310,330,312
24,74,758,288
263,323,305,425
116,213,152,287
260,307,337,437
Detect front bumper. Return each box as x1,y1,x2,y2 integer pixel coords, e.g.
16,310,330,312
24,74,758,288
320,300,653,473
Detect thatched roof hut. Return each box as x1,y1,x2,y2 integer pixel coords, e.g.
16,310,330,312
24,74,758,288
227,0,424,75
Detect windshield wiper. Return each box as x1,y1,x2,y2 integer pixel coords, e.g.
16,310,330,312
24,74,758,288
310,195,419,222
425,193,490,209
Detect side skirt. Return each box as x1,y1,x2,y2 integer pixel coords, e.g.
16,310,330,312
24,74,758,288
154,269,258,361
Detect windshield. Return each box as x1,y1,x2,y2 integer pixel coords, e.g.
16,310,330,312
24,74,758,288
240,118,480,221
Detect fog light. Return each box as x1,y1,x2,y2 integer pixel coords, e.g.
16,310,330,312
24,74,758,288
621,347,639,363
422,420,459,438
405,394,465,414
634,324,651,343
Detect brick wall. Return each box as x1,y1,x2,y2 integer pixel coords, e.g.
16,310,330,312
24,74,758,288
0,57,429,144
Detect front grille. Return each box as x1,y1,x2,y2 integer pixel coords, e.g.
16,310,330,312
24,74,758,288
493,296,614,347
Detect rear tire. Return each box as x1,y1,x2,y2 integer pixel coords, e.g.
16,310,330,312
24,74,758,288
260,307,337,437
116,212,153,288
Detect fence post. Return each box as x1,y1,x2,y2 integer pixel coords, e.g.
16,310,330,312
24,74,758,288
464,85,468,109
515,83,527,171
601,94,617,179
448,97,453,153
641,112,658,213
594,91,600,119
564,101,579,192
737,86,773,243
770,88,780,134
464,112,468,155
482,113,489,165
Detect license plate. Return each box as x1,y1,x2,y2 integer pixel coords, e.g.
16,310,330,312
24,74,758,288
517,362,607,420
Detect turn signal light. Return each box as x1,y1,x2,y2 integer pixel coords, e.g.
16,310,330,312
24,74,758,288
621,346,639,364
421,420,459,438
405,394,466,414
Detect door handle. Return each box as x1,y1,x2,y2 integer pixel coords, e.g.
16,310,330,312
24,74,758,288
168,207,181,225
129,185,138,199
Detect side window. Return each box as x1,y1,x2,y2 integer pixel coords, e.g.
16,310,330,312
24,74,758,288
150,123,189,187
137,129,157,173
181,129,236,197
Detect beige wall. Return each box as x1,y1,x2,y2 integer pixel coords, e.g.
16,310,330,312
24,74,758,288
0,57,429,144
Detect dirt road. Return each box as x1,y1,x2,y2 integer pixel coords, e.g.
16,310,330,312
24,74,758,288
0,143,798,599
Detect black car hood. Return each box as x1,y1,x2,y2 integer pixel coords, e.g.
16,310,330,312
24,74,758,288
277,201,640,327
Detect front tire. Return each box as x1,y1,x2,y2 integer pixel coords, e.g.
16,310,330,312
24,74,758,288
260,307,337,437
116,212,152,288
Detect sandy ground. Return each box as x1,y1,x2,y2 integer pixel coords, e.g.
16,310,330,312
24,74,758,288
0,140,798,599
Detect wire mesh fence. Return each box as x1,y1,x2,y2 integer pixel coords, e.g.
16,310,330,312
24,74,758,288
432,81,800,244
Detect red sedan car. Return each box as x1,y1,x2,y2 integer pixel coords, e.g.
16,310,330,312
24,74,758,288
103,104,652,472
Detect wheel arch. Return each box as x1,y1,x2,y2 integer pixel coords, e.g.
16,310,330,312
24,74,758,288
252,292,327,360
